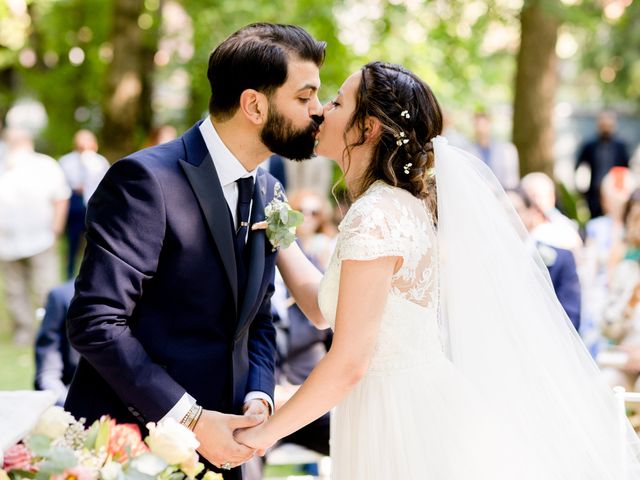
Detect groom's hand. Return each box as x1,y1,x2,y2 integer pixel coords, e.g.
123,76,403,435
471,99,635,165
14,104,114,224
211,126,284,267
243,399,270,420
193,409,262,469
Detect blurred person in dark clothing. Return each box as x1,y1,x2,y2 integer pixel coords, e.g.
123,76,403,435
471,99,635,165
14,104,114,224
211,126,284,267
58,130,109,278
576,111,630,218
34,279,80,406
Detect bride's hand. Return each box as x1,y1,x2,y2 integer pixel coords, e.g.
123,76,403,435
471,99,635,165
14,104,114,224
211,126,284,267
234,423,275,456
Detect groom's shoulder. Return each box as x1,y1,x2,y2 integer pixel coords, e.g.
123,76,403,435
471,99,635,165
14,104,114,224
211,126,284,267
109,139,185,182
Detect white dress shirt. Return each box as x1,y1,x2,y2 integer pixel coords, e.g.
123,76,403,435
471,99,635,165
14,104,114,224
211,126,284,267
162,117,273,423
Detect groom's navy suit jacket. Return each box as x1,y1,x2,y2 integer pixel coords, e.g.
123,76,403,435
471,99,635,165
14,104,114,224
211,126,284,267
65,123,278,429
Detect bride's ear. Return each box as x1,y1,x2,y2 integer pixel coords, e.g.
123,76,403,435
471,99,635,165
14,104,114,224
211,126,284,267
363,116,382,143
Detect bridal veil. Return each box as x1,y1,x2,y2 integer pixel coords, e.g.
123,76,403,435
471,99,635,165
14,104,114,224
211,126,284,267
434,135,640,479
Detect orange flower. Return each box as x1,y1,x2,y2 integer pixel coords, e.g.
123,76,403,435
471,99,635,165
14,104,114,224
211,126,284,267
107,421,147,462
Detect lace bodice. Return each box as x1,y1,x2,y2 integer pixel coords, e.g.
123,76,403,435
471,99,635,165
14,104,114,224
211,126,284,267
318,181,444,373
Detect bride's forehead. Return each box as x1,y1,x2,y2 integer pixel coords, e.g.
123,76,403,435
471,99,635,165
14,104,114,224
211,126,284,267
341,72,362,95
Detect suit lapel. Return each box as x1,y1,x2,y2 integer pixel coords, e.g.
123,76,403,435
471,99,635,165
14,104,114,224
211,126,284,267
179,151,238,309
235,170,268,339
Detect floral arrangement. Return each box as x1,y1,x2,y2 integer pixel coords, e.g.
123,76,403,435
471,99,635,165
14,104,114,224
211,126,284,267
257,183,304,251
1,406,222,480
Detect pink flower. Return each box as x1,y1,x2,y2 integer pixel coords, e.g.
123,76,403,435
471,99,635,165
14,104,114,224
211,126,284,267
2,444,33,472
107,421,148,462
51,465,96,480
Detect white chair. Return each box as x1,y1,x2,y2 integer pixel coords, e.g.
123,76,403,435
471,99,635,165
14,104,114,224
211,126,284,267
613,386,640,480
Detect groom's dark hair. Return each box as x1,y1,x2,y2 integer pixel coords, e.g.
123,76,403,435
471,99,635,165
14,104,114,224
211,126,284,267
207,23,326,120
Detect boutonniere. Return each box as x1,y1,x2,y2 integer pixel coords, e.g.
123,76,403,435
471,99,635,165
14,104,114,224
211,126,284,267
251,183,303,251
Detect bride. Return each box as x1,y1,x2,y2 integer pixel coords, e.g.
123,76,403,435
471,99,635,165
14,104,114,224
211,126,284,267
236,61,640,479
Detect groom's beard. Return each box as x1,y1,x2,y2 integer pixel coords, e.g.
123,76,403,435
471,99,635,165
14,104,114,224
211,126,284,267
261,104,321,161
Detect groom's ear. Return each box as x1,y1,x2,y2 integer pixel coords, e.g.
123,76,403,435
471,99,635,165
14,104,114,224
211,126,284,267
363,116,382,143
239,89,268,125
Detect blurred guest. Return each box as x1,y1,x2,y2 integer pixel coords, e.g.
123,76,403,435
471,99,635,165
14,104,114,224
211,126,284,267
521,172,583,252
285,155,334,197
600,189,640,390
581,167,636,356
469,111,519,189
288,190,337,269
144,124,177,147
508,188,581,330
576,111,630,218
0,128,70,345
59,130,109,278
261,154,287,190
442,110,471,150
34,279,80,406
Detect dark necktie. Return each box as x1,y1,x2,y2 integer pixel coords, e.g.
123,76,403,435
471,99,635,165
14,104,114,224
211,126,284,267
236,176,254,255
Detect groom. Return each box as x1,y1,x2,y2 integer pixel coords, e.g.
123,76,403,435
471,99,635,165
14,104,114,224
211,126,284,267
65,23,325,477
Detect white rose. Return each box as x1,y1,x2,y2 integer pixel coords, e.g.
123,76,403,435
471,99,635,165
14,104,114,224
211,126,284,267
99,461,122,480
145,418,200,465
32,406,74,439
130,453,167,477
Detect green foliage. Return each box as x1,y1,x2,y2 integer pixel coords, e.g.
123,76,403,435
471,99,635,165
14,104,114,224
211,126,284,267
1,0,638,158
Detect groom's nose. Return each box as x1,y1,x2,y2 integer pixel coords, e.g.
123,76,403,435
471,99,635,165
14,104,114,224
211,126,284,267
309,96,324,118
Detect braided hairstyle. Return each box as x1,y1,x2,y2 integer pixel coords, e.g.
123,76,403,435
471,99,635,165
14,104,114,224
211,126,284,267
344,61,443,219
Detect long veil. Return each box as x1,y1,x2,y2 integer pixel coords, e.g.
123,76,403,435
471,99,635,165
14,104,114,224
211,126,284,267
433,135,640,479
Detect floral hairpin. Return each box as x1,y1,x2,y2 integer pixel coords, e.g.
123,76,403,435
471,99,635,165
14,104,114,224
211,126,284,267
394,131,409,146
400,110,411,119
403,162,412,174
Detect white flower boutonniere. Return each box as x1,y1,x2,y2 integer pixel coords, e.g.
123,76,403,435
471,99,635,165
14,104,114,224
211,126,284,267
252,183,303,251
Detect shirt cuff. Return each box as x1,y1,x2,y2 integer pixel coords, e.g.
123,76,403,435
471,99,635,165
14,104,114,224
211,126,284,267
244,391,274,415
161,392,197,423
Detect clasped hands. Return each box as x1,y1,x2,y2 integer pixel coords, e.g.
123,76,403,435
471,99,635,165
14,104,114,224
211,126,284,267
193,399,275,470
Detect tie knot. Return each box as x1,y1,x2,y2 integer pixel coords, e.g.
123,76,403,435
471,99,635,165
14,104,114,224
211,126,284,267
237,176,254,205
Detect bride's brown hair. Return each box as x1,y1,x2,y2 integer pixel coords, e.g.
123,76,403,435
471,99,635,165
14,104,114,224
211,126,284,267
343,61,443,219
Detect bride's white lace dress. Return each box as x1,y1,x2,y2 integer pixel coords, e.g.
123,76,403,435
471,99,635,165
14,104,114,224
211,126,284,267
317,181,539,480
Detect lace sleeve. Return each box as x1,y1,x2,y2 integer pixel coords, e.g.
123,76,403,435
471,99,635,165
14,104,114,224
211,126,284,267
337,187,413,262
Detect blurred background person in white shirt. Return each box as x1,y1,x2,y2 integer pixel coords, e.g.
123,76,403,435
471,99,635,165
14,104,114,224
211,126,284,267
0,128,70,345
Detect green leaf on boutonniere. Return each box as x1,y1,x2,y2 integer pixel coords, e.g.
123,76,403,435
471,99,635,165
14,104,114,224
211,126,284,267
263,188,304,251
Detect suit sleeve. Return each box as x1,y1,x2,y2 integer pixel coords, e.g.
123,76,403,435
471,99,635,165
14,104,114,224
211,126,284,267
35,289,69,405
556,251,582,331
67,158,187,422
246,280,277,404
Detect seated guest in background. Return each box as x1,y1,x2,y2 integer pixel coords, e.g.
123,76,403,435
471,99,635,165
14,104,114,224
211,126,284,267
34,279,79,406
508,188,582,331
288,189,337,270
600,189,640,391
582,167,636,354
520,172,583,252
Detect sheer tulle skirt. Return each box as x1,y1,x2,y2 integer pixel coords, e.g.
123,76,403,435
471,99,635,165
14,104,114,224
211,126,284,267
330,357,546,480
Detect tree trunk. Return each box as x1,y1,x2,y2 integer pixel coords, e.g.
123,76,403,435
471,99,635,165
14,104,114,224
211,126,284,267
512,0,560,176
102,0,152,162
